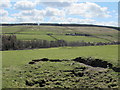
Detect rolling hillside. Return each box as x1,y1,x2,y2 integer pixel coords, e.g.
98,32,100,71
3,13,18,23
1,24,119,42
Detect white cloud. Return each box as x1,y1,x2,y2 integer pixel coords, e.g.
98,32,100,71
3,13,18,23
0,1,117,27
12,15,44,23
12,7,65,21
14,1,36,10
0,0,11,8
66,18,95,24
49,17,95,24
36,0,77,2
36,0,78,7
49,16,65,23
0,16,16,23
45,7,65,17
12,7,66,22
67,2,111,18
13,9,45,16
12,9,45,22
49,16,117,26
95,21,118,27
0,9,8,16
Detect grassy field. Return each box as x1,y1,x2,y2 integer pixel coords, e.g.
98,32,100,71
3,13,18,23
16,34,54,41
13,34,110,42
2,45,118,68
2,45,119,88
2,25,119,42
53,35,110,42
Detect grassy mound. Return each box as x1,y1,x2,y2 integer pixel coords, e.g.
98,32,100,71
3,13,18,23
3,58,118,88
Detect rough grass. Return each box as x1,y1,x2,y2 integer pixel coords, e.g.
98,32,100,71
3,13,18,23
2,57,119,88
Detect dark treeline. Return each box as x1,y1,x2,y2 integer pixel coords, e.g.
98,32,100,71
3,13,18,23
40,23,119,30
1,35,120,51
0,23,37,26
1,35,67,51
1,23,119,31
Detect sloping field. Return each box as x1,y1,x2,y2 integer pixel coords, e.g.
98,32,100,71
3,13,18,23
16,34,54,41
53,35,110,42
2,25,119,42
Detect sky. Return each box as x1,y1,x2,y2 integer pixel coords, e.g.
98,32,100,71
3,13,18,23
0,0,119,26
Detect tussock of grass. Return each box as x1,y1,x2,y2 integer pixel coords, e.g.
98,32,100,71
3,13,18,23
2,58,118,88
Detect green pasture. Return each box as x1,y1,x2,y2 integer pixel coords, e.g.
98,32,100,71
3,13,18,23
16,34,54,41
66,26,118,35
2,45,118,68
2,25,65,34
2,25,119,42
15,34,110,42
53,35,110,42
2,25,118,35
2,33,117,42
2,45,119,88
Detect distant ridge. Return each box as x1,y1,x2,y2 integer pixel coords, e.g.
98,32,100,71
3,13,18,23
0,23,119,31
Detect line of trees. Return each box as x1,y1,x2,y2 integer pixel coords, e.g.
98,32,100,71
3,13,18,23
1,35,120,51
1,23,119,31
